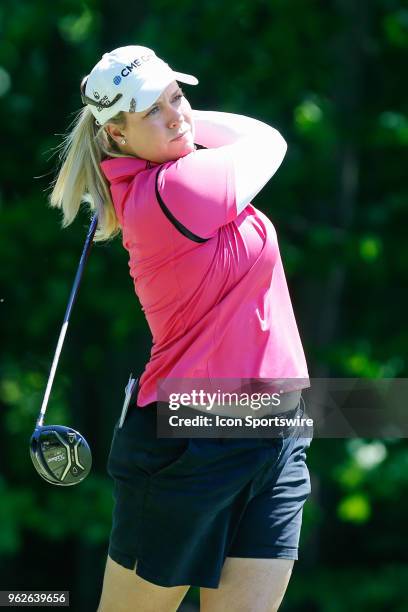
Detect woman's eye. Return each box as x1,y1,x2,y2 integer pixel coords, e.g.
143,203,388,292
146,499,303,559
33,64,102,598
147,94,183,116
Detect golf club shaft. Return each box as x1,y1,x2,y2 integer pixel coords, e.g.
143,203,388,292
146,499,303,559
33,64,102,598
37,214,98,427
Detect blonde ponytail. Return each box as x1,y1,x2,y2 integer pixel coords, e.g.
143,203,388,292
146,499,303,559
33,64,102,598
49,105,132,243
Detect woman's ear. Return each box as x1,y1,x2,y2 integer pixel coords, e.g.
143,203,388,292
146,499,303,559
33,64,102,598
104,123,124,144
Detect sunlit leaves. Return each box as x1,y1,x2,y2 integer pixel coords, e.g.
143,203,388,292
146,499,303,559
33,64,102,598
295,98,323,130
58,7,96,44
338,492,372,523
359,235,382,262
375,111,408,145
293,94,337,147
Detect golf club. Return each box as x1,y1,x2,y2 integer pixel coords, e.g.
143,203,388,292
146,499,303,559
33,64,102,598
29,214,98,486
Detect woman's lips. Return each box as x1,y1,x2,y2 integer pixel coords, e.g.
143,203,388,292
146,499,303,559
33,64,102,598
171,131,189,142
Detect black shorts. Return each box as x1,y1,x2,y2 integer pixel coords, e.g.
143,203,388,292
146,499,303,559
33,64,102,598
106,399,313,589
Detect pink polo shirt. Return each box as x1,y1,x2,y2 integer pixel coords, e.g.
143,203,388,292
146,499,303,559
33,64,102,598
100,147,309,407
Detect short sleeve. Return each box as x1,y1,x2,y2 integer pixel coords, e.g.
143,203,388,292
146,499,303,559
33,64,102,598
156,147,237,240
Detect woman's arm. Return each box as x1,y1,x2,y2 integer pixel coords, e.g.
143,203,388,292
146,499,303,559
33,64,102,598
192,110,288,214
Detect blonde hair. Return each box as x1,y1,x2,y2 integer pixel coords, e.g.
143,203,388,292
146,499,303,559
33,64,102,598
48,104,133,242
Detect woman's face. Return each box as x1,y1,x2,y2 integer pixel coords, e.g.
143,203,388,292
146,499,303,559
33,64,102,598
106,81,195,163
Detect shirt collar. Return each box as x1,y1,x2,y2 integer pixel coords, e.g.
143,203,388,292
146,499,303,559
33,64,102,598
100,156,161,184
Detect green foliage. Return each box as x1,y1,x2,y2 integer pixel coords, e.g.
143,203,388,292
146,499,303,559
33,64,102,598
0,474,112,554
284,565,408,612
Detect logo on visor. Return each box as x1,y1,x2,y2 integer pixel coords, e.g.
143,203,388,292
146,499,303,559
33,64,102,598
113,54,155,86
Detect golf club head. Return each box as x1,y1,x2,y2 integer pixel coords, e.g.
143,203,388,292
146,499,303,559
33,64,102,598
30,425,92,486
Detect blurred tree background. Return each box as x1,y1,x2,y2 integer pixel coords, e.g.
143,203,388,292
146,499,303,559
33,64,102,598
1,0,407,610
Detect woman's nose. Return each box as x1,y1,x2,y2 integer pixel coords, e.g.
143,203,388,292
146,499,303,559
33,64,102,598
167,107,183,128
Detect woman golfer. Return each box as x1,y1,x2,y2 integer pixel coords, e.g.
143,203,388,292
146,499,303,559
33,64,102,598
50,45,313,612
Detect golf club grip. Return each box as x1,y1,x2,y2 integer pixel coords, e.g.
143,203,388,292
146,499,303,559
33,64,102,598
37,214,99,426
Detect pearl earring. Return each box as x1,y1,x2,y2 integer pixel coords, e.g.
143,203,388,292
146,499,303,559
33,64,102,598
121,138,127,145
